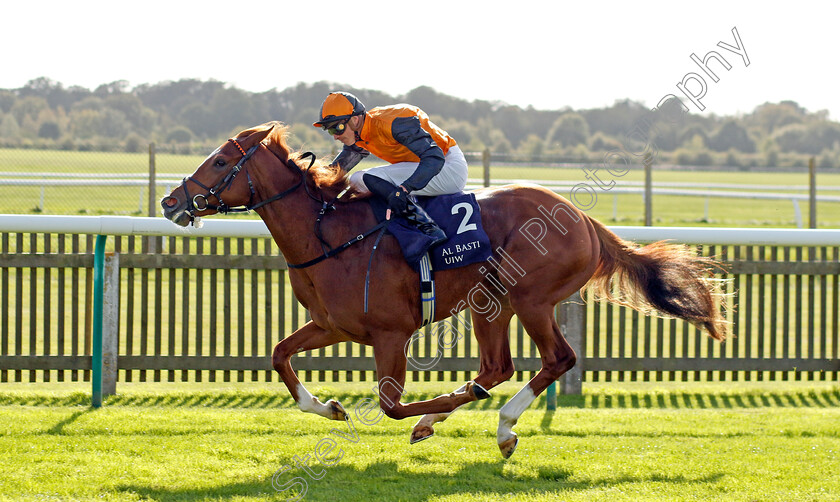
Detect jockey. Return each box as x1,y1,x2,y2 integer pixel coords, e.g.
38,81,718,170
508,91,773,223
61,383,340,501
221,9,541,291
313,91,468,246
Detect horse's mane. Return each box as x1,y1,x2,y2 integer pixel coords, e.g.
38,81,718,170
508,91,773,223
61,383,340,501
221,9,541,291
241,121,356,200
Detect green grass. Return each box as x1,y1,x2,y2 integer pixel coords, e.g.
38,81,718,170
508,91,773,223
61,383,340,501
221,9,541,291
1,382,838,501
0,148,204,175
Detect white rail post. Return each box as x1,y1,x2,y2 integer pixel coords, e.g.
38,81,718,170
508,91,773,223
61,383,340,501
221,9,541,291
809,156,817,229
644,153,653,226
613,194,618,221
792,199,803,228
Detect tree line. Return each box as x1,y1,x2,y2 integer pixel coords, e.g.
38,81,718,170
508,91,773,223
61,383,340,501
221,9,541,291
1,77,839,169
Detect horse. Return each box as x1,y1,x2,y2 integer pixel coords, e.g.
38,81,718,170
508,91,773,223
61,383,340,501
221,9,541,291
161,121,728,459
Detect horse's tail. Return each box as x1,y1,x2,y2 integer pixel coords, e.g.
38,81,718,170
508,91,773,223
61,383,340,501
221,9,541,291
584,217,729,341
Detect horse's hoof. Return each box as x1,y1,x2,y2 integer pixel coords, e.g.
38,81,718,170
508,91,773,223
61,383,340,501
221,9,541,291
326,399,348,421
498,435,519,459
470,382,491,400
410,425,435,444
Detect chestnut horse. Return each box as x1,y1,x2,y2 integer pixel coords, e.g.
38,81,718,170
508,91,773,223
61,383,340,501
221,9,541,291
161,122,727,458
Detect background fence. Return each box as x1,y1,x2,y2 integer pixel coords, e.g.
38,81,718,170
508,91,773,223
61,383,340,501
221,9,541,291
2,146,840,229
1,219,838,391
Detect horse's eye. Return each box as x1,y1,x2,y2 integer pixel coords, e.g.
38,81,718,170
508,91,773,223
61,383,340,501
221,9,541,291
214,158,226,167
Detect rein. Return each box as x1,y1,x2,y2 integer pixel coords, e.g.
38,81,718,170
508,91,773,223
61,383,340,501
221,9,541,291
183,138,387,272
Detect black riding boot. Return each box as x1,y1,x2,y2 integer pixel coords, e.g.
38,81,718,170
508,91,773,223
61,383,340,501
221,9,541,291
363,173,447,245
404,195,447,244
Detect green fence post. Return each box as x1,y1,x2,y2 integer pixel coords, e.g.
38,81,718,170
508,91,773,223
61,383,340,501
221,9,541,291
92,234,107,408
546,380,557,411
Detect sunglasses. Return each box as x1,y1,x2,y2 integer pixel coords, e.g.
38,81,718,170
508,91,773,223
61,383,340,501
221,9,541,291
323,119,349,136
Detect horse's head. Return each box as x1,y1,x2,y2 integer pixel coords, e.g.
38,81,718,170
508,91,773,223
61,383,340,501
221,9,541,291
161,122,285,226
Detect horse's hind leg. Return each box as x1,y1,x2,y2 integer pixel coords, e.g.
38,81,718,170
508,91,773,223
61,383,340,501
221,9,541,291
411,309,515,444
497,303,576,458
371,334,493,421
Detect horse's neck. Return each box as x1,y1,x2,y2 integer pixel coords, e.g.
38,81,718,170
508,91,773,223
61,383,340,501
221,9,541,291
252,176,323,266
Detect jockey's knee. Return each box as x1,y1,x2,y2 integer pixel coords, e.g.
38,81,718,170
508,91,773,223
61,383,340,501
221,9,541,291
348,171,369,194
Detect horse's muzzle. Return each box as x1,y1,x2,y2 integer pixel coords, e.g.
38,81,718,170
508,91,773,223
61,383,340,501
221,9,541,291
160,195,192,227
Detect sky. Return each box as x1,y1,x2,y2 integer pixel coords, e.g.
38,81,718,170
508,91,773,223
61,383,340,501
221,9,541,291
2,0,837,120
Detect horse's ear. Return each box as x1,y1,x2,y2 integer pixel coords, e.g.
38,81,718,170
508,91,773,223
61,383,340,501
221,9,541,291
243,124,275,148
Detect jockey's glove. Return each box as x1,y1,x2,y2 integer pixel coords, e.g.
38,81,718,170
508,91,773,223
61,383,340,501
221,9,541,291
387,185,410,215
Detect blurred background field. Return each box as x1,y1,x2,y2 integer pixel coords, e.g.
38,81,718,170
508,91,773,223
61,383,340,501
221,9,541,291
2,147,839,229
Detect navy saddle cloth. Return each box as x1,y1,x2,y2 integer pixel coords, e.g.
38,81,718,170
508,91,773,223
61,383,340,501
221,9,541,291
369,192,492,271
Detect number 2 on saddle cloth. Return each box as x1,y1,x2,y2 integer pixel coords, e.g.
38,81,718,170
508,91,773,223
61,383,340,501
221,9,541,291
369,191,492,271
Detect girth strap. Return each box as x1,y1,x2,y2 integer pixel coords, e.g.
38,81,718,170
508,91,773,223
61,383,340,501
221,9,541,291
418,253,435,326
364,224,389,313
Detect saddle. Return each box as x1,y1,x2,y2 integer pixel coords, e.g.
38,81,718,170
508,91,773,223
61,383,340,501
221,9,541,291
369,192,492,271
369,191,492,326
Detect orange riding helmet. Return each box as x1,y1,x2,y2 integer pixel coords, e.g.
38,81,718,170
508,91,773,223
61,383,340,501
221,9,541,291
312,92,366,129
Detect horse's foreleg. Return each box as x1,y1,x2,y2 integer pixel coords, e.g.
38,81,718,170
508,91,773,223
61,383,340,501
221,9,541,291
272,321,348,420
372,338,490,421
411,310,515,444
410,403,457,444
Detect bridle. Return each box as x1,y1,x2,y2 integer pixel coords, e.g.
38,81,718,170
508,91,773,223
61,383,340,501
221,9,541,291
179,135,388,306
178,137,386,274
181,138,309,224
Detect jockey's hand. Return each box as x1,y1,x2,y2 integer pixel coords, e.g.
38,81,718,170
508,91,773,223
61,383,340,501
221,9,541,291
387,185,410,216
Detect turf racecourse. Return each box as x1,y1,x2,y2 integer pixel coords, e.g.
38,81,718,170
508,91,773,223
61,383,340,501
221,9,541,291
1,382,838,501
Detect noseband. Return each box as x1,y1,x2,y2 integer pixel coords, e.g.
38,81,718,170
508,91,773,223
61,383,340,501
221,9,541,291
181,138,310,225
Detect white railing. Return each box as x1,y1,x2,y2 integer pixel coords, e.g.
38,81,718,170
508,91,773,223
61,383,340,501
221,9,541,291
2,214,839,245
